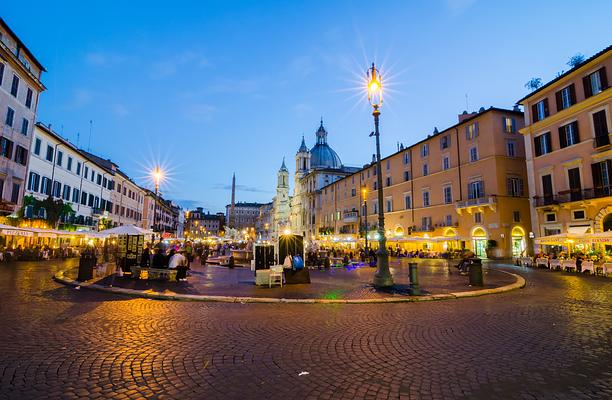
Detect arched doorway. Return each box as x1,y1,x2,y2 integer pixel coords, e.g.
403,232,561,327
472,227,487,258
511,226,526,257
443,228,458,251
394,226,405,237
603,214,612,232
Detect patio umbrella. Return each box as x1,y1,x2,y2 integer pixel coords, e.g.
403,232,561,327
100,225,153,236
587,231,612,244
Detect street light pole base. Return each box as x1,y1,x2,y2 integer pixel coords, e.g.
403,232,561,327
373,254,394,288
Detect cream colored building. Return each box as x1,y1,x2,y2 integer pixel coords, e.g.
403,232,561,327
317,107,532,258
518,45,611,249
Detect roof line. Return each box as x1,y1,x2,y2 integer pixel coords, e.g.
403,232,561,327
0,17,46,72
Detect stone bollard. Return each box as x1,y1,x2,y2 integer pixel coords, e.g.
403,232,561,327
409,262,420,295
468,258,484,286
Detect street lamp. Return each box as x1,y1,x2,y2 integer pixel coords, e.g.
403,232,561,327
151,166,164,236
367,62,393,288
362,186,368,251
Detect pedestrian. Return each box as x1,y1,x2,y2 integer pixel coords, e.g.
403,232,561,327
169,250,188,281
141,244,151,268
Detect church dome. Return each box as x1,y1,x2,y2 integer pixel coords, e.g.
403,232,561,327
310,119,342,169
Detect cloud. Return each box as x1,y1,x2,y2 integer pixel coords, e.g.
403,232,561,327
149,51,210,79
293,103,312,117
212,183,271,194
182,103,216,123
110,103,130,117
64,89,93,110
84,52,128,67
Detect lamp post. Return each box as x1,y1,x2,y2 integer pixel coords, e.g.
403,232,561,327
151,166,164,239
367,63,393,287
362,187,368,251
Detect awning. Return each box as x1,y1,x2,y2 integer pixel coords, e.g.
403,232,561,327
567,226,591,235
587,231,612,244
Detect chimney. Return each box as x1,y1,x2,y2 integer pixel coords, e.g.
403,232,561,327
458,110,477,123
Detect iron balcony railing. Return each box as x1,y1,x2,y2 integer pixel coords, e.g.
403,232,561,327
455,195,497,209
342,211,359,222
534,186,612,207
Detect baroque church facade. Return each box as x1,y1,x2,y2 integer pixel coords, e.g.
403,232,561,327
270,119,359,242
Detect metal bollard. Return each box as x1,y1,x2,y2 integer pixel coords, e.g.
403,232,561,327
409,262,420,295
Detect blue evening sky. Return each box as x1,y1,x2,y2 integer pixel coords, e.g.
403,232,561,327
3,1,611,212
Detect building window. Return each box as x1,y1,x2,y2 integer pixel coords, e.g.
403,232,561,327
72,188,80,203
403,152,410,164
474,212,482,224
506,140,517,157
14,146,28,166
532,99,549,123
555,84,576,111
421,143,429,157
52,181,61,198
81,192,87,205
25,88,33,109
56,151,63,167
443,186,452,204
34,138,41,155
67,157,73,171
466,122,479,139
46,145,54,162
404,170,411,181
20,118,29,135
76,162,81,176
422,191,430,207
445,214,453,226
572,209,586,220
534,132,552,156
469,147,478,162
84,166,89,179
373,181,377,190
28,172,40,192
591,160,611,196
0,63,4,85
507,177,524,197
422,163,429,176
10,74,19,97
41,177,51,196
404,194,412,209
386,176,392,186
386,198,393,213
5,107,15,127
422,216,432,229
545,212,556,222
351,188,356,197
503,117,516,133
442,155,450,170
62,185,71,201
558,121,580,148
88,194,94,207
11,183,20,204
512,211,520,223
1,137,14,159
592,109,610,148
583,68,607,98
440,135,450,149
468,180,484,199
386,159,390,170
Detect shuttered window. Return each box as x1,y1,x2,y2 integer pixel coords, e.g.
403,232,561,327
583,67,608,98
555,84,576,111
558,121,580,148
593,110,610,147
534,132,552,156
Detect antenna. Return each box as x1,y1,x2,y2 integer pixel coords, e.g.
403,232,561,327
87,120,93,151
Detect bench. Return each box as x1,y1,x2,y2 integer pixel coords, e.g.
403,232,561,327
131,266,178,281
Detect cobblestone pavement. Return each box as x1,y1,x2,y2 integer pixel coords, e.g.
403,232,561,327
0,260,610,399
78,259,517,299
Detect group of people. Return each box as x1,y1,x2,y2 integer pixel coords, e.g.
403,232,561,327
139,242,192,281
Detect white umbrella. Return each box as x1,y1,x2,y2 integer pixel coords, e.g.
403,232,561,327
100,225,152,236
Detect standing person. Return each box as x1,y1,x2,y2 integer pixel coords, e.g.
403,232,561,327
201,248,209,266
140,244,151,268
184,241,193,268
169,250,188,281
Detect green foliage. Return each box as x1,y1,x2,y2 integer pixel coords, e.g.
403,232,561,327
18,195,75,228
486,239,498,249
567,53,585,68
524,78,542,91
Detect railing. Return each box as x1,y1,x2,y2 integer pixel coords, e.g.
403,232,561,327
343,211,359,222
455,196,497,209
533,186,612,207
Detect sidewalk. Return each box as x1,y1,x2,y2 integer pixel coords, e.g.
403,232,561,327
57,258,523,302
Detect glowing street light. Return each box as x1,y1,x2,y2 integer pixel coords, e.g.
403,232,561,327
366,62,393,288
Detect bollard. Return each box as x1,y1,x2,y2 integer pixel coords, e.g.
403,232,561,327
468,258,484,286
409,262,421,295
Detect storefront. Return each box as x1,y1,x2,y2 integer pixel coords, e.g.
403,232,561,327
511,226,526,257
472,227,487,258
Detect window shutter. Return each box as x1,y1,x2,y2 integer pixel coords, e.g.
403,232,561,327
555,90,563,111
543,98,549,117
519,179,524,196
465,125,469,139
591,162,602,188
534,136,542,157
558,126,567,148
583,75,592,98
502,117,507,132
573,121,580,142
569,83,576,105
599,67,608,90
447,135,451,146
531,104,539,123
506,178,512,196
474,122,479,136
511,118,517,133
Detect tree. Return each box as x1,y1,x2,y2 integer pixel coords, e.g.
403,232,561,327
37,196,74,228
567,53,586,68
524,78,542,92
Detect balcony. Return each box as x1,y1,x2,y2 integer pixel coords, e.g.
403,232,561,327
455,196,497,214
534,186,612,207
343,211,359,223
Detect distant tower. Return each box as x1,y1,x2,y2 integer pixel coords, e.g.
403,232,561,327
273,158,291,237
229,173,236,228
295,134,311,179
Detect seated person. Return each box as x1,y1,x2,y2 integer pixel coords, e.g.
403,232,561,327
140,245,151,268
168,249,186,269
292,254,304,270
152,248,167,269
